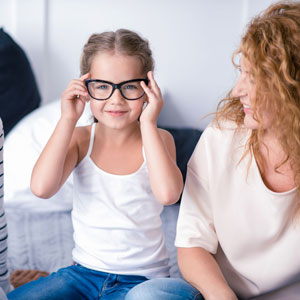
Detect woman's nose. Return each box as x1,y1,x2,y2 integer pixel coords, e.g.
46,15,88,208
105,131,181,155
232,76,244,98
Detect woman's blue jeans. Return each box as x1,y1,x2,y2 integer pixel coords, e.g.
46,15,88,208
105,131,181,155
6,264,148,300
125,278,204,300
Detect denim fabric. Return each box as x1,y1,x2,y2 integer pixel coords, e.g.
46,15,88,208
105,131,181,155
125,278,204,300
7,264,147,300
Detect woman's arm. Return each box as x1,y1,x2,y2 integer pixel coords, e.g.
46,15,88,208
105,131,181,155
178,247,238,300
30,74,90,198
140,71,183,205
175,128,238,300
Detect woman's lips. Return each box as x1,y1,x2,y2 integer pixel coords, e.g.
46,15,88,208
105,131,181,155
242,103,252,114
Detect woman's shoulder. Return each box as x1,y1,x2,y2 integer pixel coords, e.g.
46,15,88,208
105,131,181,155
192,119,250,163
206,119,238,133
203,119,249,144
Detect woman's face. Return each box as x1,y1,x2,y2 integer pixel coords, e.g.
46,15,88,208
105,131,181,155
232,56,273,131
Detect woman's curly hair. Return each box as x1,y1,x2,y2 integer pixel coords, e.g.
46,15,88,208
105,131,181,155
214,1,300,215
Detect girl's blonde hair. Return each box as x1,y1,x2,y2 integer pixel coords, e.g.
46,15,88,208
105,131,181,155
215,1,300,213
80,29,154,76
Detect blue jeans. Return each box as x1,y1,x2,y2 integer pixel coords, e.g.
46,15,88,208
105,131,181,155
125,278,204,300
7,264,148,300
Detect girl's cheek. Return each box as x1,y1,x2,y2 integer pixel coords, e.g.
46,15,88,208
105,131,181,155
132,100,144,110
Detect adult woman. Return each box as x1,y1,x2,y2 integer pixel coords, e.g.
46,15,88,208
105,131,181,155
125,1,300,299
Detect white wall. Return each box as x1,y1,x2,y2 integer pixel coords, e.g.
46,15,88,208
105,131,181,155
0,0,278,129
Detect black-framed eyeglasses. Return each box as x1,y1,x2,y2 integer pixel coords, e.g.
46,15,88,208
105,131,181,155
85,78,149,101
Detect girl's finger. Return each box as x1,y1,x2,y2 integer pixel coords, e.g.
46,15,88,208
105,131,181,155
66,81,89,99
65,86,86,96
65,89,88,100
80,73,90,81
66,74,89,90
68,83,87,93
66,79,86,91
140,81,153,98
147,71,161,95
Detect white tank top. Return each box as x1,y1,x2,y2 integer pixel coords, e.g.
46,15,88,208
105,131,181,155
72,123,170,278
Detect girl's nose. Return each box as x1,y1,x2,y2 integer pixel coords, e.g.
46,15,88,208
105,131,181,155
109,89,125,104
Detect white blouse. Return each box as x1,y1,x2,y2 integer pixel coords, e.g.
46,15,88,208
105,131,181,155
175,122,300,299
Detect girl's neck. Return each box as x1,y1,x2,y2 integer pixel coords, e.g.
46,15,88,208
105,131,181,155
95,121,141,146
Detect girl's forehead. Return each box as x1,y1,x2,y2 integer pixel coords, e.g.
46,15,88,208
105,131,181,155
90,52,144,79
91,52,140,67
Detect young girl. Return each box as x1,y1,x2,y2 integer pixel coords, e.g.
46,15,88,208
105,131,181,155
126,2,300,300
7,29,183,300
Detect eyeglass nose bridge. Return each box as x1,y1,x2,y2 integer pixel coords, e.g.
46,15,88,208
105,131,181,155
109,83,126,99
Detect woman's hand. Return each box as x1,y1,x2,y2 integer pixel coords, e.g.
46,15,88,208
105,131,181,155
139,71,164,125
61,73,90,122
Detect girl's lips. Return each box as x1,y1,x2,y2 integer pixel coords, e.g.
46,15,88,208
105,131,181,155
106,110,127,117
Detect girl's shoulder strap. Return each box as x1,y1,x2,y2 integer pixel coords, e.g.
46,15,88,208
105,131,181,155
86,122,96,156
142,146,146,162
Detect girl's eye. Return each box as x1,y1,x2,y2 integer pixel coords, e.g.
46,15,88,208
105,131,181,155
124,84,137,90
96,84,109,90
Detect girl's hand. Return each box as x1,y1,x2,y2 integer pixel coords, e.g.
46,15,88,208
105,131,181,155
139,71,164,125
61,73,90,122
